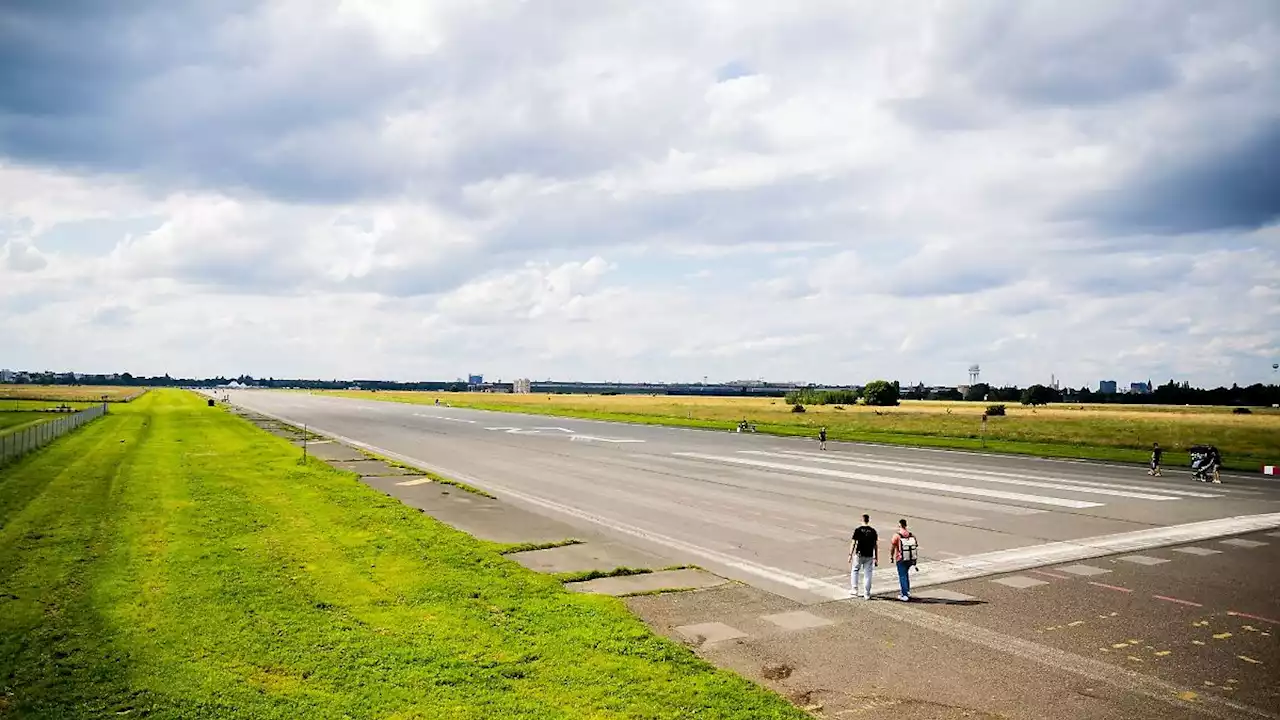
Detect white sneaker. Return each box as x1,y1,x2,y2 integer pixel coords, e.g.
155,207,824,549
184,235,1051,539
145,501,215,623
863,593,872,600
898,594,909,602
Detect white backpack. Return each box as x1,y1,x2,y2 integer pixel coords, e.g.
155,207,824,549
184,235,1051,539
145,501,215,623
898,532,918,564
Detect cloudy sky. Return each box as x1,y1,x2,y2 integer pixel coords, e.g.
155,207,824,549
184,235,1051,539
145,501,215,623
2,1,1278,387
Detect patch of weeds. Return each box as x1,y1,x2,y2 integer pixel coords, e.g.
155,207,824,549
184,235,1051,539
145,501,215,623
659,564,701,572
430,474,497,499
497,539,583,555
619,587,699,598
556,566,653,583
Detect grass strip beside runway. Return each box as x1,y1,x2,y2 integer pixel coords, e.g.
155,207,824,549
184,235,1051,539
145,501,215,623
326,391,1280,471
0,389,803,720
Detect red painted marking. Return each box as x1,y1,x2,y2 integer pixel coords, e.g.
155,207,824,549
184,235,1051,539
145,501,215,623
1228,611,1279,625
1030,569,1071,580
1153,595,1203,608
1088,581,1133,593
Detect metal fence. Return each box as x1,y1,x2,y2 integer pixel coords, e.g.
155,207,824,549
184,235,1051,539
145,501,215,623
0,403,108,468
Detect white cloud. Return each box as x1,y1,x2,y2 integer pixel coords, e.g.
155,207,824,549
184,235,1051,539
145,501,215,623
1,1,1277,387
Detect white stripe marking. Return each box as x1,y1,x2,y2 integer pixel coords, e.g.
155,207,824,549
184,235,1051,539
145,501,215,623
395,478,433,486
777,450,1228,499
677,452,1103,509
754,451,1196,501
412,413,477,423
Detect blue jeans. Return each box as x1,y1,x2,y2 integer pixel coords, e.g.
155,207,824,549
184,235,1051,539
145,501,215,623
896,560,912,597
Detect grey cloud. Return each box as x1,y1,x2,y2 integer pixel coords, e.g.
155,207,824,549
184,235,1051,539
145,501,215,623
89,304,135,326
0,1,424,202
944,2,1186,107
1066,121,1280,235
919,1,1278,113
3,240,46,271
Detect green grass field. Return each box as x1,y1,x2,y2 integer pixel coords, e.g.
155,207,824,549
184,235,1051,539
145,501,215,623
0,411,50,435
325,391,1280,472
0,390,803,719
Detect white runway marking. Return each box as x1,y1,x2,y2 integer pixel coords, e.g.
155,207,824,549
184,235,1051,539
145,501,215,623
754,450,1206,501
395,478,433,486
677,452,1103,509
412,413,476,423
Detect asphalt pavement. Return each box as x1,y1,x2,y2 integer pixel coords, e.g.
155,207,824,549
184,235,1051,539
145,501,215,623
220,390,1280,604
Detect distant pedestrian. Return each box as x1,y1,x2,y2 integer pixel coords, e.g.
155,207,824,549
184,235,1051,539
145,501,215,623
819,426,828,451
890,519,919,601
847,514,878,599
1148,442,1163,477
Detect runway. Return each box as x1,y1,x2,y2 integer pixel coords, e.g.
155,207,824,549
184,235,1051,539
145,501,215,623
221,390,1280,602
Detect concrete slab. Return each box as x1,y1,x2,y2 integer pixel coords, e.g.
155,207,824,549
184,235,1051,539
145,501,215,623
567,569,728,596
1117,554,1169,566
674,621,747,645
760,610,835,631
1057,564,1111,576
509,541,666,575
360,478,588,545
913,588,979,603
1219,538,1267,548
302,442,367,462
990,576,1047,589
328,459,416,476
1171,546,1222,556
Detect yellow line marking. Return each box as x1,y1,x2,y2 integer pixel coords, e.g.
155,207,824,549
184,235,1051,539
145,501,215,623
1176,691,1198,702
1192,640,1206,646
1237,656,1261,665
1112,643,1130,649
1213,632,1232,640
1068,620,1085,627
1127,656,1143,663
1154,650,1172,657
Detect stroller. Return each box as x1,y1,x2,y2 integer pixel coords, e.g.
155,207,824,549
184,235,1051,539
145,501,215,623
1188,445,1222,484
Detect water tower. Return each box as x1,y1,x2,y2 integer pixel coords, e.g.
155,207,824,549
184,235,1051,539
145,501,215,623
968,364,980,385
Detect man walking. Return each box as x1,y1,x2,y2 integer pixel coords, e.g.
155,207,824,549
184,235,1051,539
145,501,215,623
1148,442,1163,477
847,514,878,599
819,426,828,451
890,519,918,601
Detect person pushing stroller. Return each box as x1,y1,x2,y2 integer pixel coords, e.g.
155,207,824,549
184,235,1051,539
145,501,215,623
1189,444,1222,484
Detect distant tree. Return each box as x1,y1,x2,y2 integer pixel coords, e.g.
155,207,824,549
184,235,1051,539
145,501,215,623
1021,384,1058,406
862,380,900,406
964,383,990,402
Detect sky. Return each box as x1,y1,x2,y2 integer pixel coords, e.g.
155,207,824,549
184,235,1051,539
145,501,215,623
2,1,1278,388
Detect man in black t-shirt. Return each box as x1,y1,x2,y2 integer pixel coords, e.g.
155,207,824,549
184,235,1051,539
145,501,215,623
847,514,879,599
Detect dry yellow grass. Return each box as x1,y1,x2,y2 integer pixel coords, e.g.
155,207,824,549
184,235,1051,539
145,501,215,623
0,385,144,402
325,391,1280,470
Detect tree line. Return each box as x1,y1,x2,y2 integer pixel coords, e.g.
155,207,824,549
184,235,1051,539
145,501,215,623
912,381,1280,407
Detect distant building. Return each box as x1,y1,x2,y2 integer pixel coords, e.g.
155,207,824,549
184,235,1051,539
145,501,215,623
513,378,532,394
1129,381,1151,394
468,374,484,386
1099,380,1117,394
0,369,12,382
